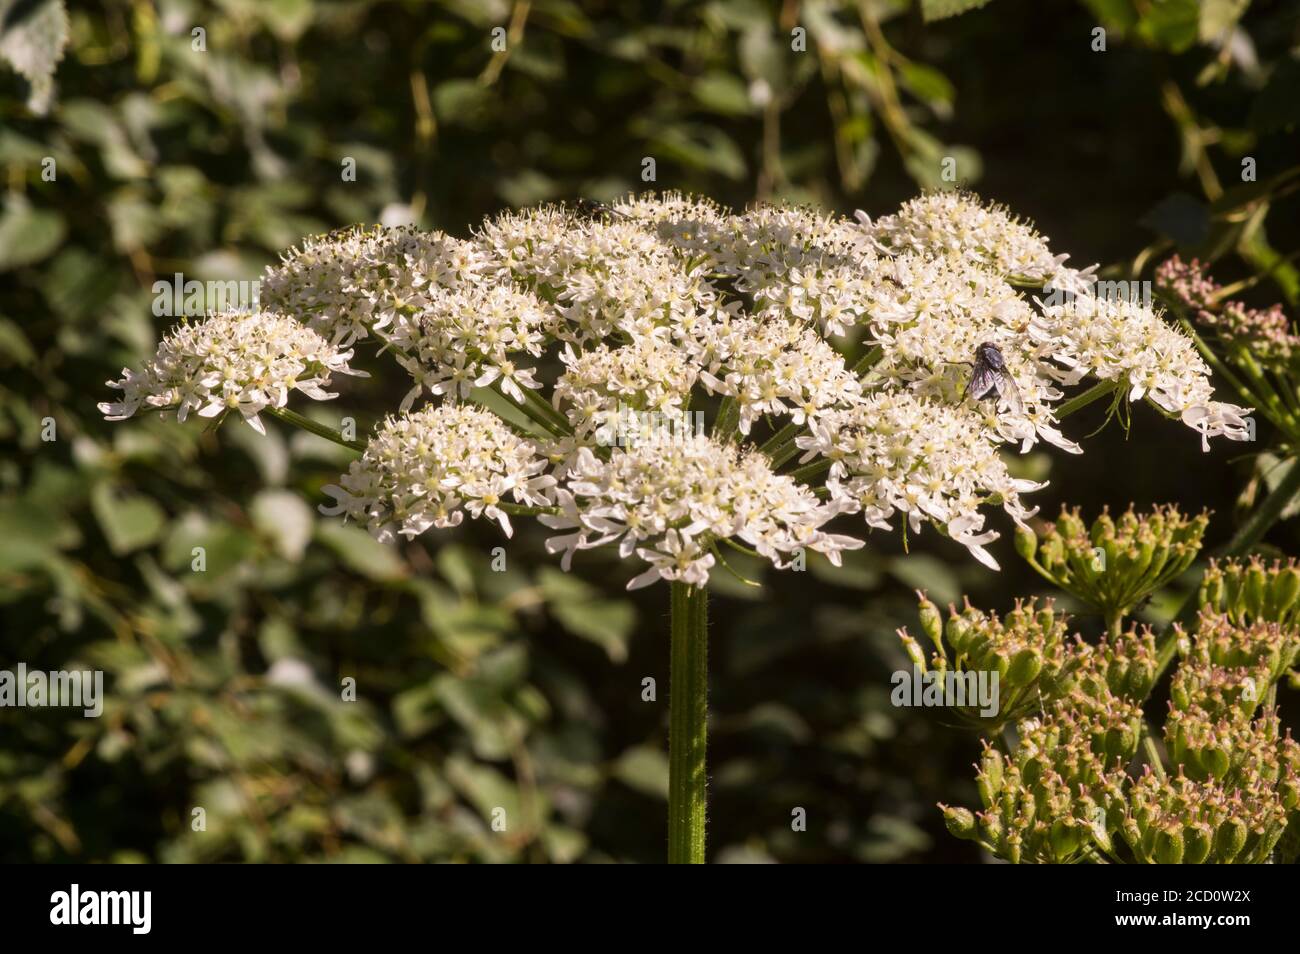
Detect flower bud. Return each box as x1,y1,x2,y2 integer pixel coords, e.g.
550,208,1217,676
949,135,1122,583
1154,822,1184,864
941,805,977,840
916,592,944,654
1014,525,1038,562
1245,564,1267,621
900,632,927,671
1202,746,1231,780
1184,822,1212,864
1049,819,1082,859
1272,567,1300,621
979,811,1002,843
945,614,971,654
981,746,1004,794
1008,648,1043,686
1214,817,1247,862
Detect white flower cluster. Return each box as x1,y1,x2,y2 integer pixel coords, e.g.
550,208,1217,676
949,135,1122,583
553,338,698,445
477,205,723,346
864,190,1073,287
321,404,554,541
798,391,1044,570
262,226,408,346
696,315,864,434
709,205,881,337
98,310,362,435
862,192,1251,452
541,434,862,589
265,227,544,405
1040,295,1253,449
103,189,1254,588
865,252,1079,453
384,281,549,408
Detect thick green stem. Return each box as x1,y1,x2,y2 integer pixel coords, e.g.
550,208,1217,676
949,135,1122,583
1055,380,1120,419
265,406,366,452
1225,455,1300,555
668,581,708,864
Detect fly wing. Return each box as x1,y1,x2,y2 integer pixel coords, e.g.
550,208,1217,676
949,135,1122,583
997,369,1024,415
963,362,1001,401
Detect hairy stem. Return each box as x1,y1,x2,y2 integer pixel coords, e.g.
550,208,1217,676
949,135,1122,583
668,582,708,864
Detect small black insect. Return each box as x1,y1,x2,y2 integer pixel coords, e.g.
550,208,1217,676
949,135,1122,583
571,198,628,221
963,342,1023,414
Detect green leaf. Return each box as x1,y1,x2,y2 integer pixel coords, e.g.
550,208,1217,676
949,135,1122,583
1136,0,1200,53
1140,193,1211,247
692,72,754,116
0,196,65,271
650,124,747,180
0,0,69,114
91,483,166,556
611,745,669,799
445,754,522,822
1249,59,1300,133
1199,0,1250,43
887,555,961,607
920,0,994,22
552,599,636,662
538,567,635,662
435,544,476,596
315,522,407,582
250,490,314,561
898,62,955,108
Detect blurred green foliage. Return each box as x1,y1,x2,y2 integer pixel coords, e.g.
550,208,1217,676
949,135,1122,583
2,0,1298,862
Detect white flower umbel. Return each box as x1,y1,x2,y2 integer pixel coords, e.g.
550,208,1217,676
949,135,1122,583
865,253,1080,454
105,190,1251,583
321,404,555,541
553,337,699,446
103,190,1260,867
541,433,862,589
697,314,865,434
476,204,724,347
1040,295,1254,450
799,390,1044,570
98,310,363,435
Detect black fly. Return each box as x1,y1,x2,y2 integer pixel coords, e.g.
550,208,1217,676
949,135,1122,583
963,342,1023,415
571,198,628,221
